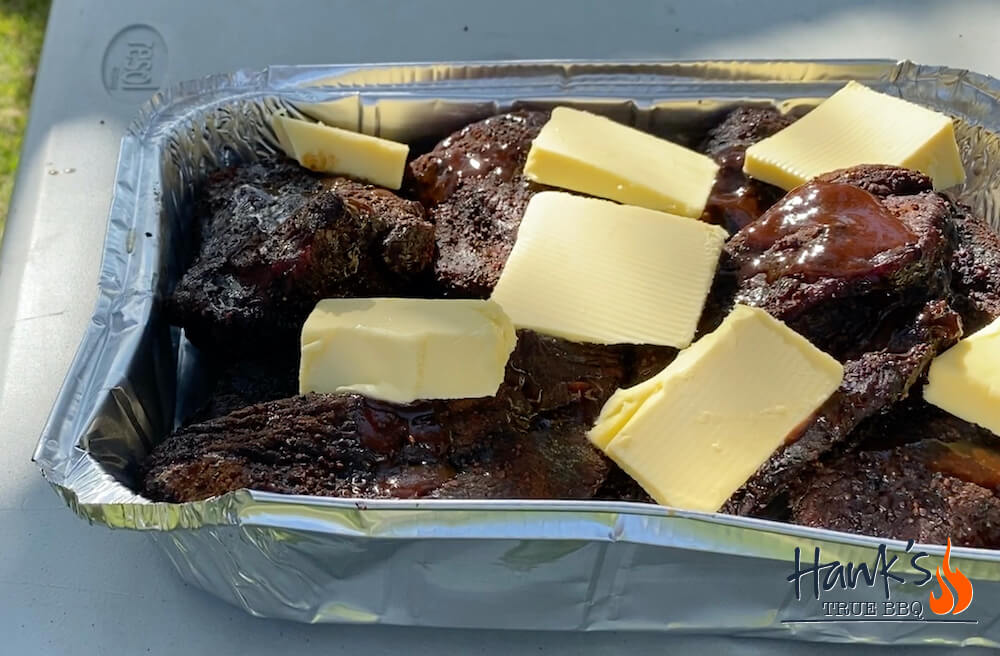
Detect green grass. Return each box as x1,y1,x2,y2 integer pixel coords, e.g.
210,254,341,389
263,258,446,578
0,0,50,238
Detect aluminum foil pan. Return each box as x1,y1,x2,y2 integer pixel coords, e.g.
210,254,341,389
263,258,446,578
31,60,1000,644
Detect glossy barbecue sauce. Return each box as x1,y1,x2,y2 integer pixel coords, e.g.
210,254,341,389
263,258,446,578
356,400,448,457
740,181,915,281
356,400,459,498
701,148,773,233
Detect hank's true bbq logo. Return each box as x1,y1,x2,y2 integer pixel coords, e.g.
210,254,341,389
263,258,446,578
784,539,976,624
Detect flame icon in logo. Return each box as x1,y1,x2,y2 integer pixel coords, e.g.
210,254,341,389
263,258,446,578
928,538,973,615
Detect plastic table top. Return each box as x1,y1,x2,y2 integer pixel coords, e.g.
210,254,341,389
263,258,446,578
3,1,1000,653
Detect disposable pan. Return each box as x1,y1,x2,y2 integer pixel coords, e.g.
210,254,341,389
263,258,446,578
32,60,1000,645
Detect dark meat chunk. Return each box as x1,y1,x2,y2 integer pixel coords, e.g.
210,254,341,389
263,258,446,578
144,394,608,503
145,359,557,502
189,158,324,259
408,110,550,296
409,109,549,206
700,106,796,157
168,173,434,354
724,300,963,516
723,167,955,359
187,358,299,423
508,330,627,416
426,409,609,500
699,107,794,234
849,395,1000,452
142,394,603,503
144,393,449,501
323,178,435,278
426,181,539,296
789,440,1000,548
816,164,935,199
594,464,655,504
948,201,1000,332
142,329,626,502
625,345,678,386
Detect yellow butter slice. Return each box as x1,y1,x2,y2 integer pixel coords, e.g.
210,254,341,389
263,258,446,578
299,298,516,404
744,81,965,191
272,114,408,189
925,315,1000,437
489,191,728,348
523,107,720,217
589,305,844,513
272,110,294,154
297,97,359,131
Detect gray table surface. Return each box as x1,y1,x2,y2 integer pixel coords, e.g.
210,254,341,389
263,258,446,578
3,1,1000,653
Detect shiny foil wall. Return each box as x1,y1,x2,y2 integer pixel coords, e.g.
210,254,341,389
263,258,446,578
32,60,1000,644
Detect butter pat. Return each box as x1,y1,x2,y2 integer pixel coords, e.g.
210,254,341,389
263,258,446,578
589,305,844,512
297,97,359,131
925,316,1000,437
490,192,728,348
272,110,295,154
272,114,408,189
299,298,516,404
744,81,965,191
523,107,720,217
